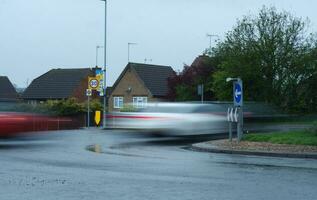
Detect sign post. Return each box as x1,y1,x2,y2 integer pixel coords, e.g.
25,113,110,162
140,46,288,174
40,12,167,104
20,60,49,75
227,107,239,141
88,77,99,90
94,69,106,128
234,80,243,141
95,110,101,126
197,84,204,104
86,89,92,128
226,78,243,142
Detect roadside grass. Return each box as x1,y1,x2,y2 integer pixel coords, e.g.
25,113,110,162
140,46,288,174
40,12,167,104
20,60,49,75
243,124,317,146
245,115,317,125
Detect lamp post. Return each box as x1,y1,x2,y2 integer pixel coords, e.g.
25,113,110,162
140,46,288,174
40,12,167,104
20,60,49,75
95,45,104,67
100,0,107,129
128,42,137,63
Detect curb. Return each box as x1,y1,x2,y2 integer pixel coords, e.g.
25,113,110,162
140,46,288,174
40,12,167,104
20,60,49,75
191,142,317,159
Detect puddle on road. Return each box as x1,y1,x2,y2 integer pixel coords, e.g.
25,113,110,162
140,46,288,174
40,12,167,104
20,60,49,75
85,144,165,159
86,144,102,153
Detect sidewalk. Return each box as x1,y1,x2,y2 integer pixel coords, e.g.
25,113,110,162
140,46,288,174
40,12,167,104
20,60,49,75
191,139,317,159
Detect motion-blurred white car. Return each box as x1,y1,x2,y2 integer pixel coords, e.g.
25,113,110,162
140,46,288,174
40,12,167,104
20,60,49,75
107,103,228,134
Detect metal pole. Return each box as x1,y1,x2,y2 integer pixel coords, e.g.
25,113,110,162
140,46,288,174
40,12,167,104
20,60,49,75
88,96,90,128
237,79,243,142
240,80,244,137
102,0,107,129
227,107,232,142
96,46,98,67
237,107,243,142
229,121,232,142
96,46,104,67
128,43,130,63
201,84,204,104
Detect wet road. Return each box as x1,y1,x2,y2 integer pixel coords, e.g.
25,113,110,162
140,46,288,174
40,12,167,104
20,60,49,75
1,128,317,200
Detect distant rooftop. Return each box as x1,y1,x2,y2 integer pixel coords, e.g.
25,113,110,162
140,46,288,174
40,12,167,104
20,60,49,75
22,68,94,100
0,76,18,101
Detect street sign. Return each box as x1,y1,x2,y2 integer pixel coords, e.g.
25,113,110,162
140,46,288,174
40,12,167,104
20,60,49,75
88,77,99,90
227,107,238,122
233,81,243,106
86,89,92,96
95,69,104,92
95,110,101,126
197,84,204,103
227,78,244,142
197,85,202,95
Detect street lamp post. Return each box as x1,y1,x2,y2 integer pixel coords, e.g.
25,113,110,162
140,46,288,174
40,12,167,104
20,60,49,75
128,42,137,63
95,45,104,67
101,0,107,129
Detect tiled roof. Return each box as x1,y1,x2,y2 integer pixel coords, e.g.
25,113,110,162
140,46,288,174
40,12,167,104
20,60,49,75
0,76,18,101
22,68,93,99
130,63,175,97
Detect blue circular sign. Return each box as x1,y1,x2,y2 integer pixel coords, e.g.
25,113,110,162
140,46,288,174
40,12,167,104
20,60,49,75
234,82,242,103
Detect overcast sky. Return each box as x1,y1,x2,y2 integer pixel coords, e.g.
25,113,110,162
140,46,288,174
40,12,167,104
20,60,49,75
1,0,317,88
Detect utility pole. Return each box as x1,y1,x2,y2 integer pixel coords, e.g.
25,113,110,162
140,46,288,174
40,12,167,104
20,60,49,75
95,45,104,67
101,0,107,129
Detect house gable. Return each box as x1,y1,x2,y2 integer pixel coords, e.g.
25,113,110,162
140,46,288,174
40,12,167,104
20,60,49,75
109,66,152,111
108,63,175,111
0,76,18,102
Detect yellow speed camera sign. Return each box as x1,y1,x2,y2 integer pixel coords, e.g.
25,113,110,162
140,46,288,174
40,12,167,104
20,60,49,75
88,77,99,90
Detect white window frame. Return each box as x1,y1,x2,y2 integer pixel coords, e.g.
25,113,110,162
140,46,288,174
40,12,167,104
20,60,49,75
133,96,148,108
113,96,124,108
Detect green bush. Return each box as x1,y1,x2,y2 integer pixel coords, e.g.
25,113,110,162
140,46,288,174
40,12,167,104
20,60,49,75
45,98,85,116
84,99,103,112
14,98,105,116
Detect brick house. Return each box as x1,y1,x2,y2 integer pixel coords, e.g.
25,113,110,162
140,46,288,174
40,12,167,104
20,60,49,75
22,68,99,104
0,76,18,102
108,63,175,111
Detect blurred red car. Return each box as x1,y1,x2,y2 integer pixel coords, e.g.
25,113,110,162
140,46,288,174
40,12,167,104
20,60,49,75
0,112,75,137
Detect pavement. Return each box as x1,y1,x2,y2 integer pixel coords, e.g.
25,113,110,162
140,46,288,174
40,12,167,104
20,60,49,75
1,128,317,200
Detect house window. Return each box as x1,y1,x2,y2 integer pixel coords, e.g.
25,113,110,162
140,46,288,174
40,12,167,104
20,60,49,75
133,96,148,108
113,96,123,108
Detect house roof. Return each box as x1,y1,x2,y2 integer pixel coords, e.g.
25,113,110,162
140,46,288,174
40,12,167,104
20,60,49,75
112,63,175,97
22,68,94,100
0,76,18,101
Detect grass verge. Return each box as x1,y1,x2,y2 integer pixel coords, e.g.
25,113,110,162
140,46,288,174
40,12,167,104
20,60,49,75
243,129,317,146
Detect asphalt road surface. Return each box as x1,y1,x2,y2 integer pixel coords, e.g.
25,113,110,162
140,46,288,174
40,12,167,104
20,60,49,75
1,128,317,200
